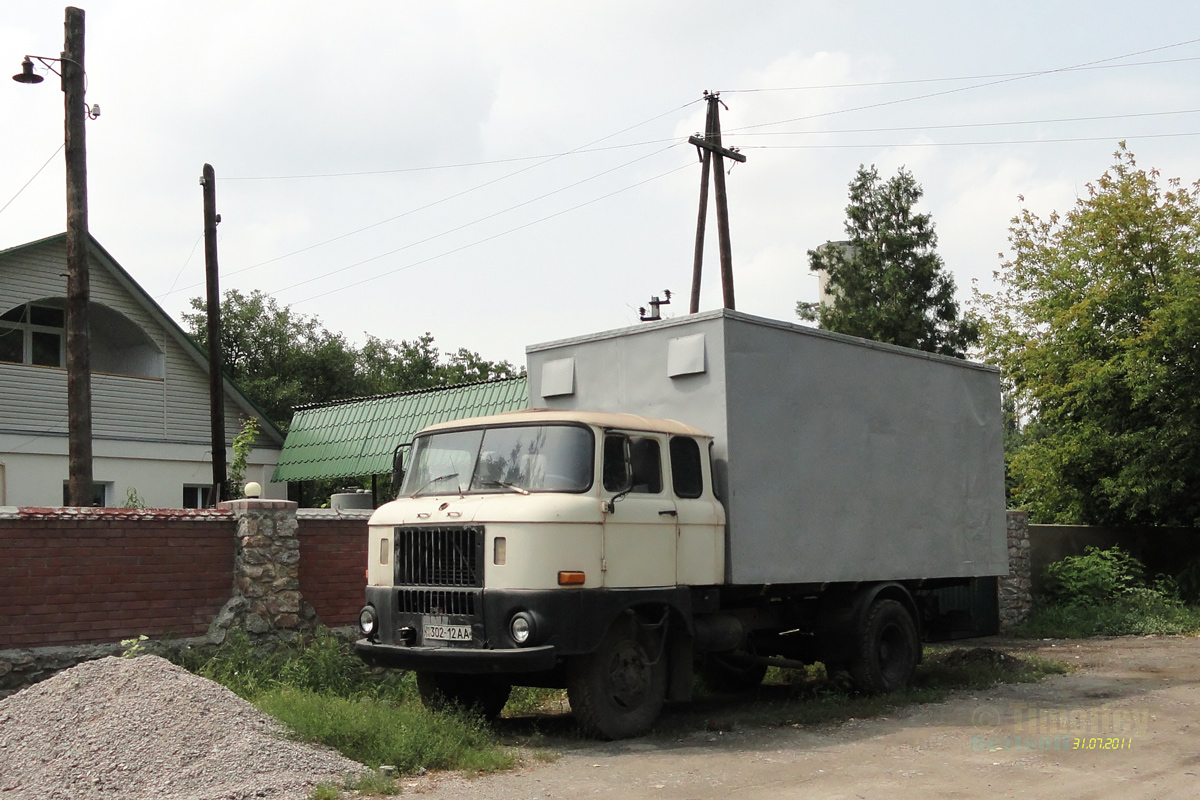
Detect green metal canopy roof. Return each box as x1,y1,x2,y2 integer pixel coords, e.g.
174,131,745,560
272,376,529,482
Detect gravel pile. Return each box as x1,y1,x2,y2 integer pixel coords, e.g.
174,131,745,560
0,655,367,800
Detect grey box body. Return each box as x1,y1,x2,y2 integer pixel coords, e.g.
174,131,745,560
526,310,1008,585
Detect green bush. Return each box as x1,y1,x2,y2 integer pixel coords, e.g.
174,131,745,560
1175,558,1200,605
1041,545,1147,606
1012,545,1200,638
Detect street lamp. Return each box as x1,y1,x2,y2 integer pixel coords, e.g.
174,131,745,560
12,7,96,507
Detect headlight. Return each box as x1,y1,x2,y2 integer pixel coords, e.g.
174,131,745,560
359,605,377,637
509,612,536,645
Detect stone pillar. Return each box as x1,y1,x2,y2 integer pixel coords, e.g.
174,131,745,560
998,510,1033,631
207,499,317,644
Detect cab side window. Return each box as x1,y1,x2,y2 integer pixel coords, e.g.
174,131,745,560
602,434,663,494
670,436,703,499
603,435,628,492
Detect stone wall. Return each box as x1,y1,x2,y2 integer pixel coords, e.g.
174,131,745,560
206,499,315,644
999,510,1032,631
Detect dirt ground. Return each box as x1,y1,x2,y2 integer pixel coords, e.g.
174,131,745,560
405,636,1200,799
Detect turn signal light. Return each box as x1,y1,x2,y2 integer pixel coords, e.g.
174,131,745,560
557,570,586,586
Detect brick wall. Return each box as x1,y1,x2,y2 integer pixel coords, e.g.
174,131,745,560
0,508,235,648
296,510,370,627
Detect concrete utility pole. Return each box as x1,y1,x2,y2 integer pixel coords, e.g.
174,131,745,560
201,163,227,505
688,91,746,312
63,6,94,507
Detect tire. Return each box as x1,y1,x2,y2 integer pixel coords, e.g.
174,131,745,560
848,598,920,694
699,652,768,694
416,671,512,721
567,614,667,739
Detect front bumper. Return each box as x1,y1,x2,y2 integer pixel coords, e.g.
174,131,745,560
354,639,557,673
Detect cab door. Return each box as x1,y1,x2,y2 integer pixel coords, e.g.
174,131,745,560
600,431,677,588
670,436,725,586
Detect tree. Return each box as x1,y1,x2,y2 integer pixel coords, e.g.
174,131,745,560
976,146,1200,527
798,164,979,358
355,333,519,397
183,289,520,432
183,289,365,431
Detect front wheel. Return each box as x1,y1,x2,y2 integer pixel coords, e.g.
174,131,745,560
416,671,512,720
848,598,920,694
567,614,667,739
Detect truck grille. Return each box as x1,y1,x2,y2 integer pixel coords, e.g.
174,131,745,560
394,525,483,587
396,589,477,616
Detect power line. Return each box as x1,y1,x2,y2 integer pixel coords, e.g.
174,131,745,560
219,99,699,182
219,140,679,181
265,143,684,297
729,109,1200,139
742,130,1200,151
723,37,1200,135
157,99,700,299
718,55,1200,94
0,143,64,217
212,58,1200,182
285,161,695,307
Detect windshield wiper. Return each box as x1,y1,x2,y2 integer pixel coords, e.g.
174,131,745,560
412,472,460,496
479,480,530,495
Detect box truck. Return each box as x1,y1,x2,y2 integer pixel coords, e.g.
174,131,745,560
356,310,1007,738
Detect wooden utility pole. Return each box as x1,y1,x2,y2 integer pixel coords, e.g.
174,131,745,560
201,163,227,505
63,6,93,507
688,91,745,312
689,101,714,314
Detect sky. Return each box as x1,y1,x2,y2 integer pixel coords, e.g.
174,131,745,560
3,1,1200,368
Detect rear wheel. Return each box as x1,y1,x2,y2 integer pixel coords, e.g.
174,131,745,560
848,598,919,694
416,671,512,720
567,614,667,739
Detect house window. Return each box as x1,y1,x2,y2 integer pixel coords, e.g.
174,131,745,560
183,485,214,509
62,481,111,507
0,303,65,367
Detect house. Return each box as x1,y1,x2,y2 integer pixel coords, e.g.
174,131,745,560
0,233,285,508
272,376,528,506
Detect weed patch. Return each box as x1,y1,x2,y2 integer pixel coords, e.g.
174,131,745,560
169,628,507,777
257,688,514,773
1012,545,1200,638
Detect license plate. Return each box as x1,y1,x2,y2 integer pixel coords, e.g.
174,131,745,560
424,623,472,642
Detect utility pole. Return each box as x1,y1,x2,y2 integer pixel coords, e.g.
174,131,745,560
688,100,714,314
63,6,93,507
688,91,746,312
201,163,227,505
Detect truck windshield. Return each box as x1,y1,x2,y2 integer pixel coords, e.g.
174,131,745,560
402,424,594,496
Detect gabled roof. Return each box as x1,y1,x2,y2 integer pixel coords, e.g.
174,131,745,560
272,376,529,482
0,232,285,446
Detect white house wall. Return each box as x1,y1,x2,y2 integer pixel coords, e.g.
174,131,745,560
0,434,284,507
0,238,283,507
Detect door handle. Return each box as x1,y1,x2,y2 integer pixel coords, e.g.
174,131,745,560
658,509,677,516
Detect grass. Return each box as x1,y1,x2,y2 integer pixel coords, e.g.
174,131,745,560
168,628,512,787
170,627,1070,788
1011,598,1200,638
308,771,399,800
1014,545,1200,638
258,687,513,773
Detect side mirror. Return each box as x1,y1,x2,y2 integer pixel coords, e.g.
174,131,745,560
391,443,410,499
